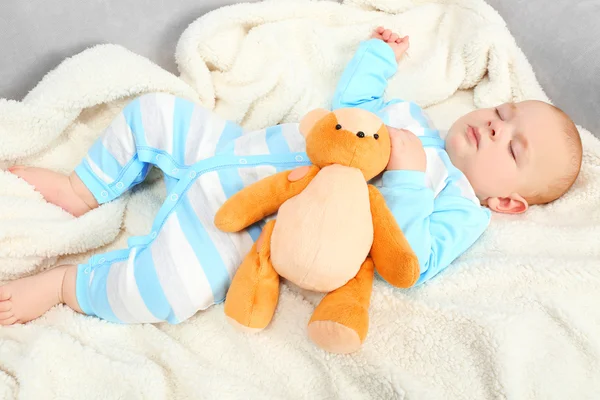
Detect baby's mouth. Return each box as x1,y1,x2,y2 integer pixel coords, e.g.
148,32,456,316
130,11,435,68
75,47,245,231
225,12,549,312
466,125,480,149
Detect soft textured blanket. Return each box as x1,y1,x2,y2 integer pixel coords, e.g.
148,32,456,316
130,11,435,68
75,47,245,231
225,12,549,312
1,0,599,398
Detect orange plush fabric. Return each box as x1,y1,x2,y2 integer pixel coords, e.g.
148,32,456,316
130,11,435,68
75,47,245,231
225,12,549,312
308,257,375,354
271,164,374,292
215,108,419,354
215,166,320,233
368,185,420,288
224,221,279,331
305,109,390,181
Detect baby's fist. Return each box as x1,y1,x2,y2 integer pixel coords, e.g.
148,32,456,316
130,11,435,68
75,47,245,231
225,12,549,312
386,127,426,172
372,27,409,62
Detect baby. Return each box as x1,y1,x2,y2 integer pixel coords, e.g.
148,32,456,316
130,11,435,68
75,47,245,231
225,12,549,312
0,27,582,326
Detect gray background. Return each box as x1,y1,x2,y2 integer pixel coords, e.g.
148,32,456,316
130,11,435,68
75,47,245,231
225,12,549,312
1,0,598,136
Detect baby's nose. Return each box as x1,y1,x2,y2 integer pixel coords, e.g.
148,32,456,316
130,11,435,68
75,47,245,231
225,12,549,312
487,120,505,140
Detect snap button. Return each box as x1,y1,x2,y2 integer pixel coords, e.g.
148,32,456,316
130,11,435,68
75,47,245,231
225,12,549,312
170,194,179,201
101,191,108,197
172,168,179,175
239,158,248,165
151,231,157,239
189,171,197,178
116,182,124,189
84,267,91,274
295,155,304,162
98,258,106,264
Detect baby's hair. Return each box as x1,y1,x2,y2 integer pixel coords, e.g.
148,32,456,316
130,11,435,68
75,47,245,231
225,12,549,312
527,104,582,205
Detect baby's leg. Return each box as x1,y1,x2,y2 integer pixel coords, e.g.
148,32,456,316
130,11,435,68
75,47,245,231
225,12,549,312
8,94,167,217
0,222,209,326
0,264,82,325
9,166,98,217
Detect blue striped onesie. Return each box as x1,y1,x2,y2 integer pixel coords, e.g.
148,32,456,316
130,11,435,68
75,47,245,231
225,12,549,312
74,39,490,324
75,93,310,324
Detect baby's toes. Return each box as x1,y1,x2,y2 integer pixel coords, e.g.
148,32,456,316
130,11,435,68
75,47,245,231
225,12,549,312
0,300,12,312
0,289,17,325
0,287,12,302
0,316,19,326
0,308,17,325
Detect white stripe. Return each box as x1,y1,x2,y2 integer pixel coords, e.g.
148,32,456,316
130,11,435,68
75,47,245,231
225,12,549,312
382,102,412,129
152,213,214,321
140,93,175,155
234,129,269,156
102,112,136,166
402,122,426,137
237,164,278,191
187,179,242,280
86,155,113,184
194,172,254,278
425,149,449,197
185,107,227,163
106,260,136,323
105,249,162,323
454,174,480,205
280,123,306,153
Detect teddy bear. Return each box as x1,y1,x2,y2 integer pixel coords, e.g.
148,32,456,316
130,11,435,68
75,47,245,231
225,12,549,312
214,107,420,354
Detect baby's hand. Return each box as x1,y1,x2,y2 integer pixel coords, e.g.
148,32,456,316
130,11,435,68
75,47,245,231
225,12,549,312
372,27,409,62
386,127,427,172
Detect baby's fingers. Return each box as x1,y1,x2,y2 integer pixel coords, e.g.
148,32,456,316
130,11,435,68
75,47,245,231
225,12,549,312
371,26,385,39
396,36,410,52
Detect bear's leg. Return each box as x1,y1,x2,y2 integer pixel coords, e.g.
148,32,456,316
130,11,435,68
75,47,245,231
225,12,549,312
307,257,375,354
224,220,280,332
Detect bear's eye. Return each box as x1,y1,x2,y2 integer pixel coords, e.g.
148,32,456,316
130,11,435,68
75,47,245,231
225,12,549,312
356,131,365,138
374,134,379,140
335,124,342,130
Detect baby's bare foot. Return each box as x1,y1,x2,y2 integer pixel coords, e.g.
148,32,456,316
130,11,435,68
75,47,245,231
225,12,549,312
9,166,98,217
0,266,72,325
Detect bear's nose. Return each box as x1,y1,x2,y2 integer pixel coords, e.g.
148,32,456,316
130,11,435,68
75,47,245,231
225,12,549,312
356,131,365,138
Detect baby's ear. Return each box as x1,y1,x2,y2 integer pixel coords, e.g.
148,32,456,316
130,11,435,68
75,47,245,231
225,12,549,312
487,194,529,214
299,108,330,138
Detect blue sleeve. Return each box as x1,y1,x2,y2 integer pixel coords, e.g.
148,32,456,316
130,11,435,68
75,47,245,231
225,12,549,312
378,170,491,285
332,39,398,114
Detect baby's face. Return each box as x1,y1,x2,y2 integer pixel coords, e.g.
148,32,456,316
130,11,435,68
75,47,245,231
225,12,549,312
445,101,570,207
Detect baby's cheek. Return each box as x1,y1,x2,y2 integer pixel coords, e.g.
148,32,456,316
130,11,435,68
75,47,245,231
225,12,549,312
465,156,499,192
446,133,463,151
473,156,517,194
445,134,467,162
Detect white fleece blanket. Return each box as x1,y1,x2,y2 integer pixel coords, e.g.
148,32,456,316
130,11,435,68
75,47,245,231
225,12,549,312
1,0,599,398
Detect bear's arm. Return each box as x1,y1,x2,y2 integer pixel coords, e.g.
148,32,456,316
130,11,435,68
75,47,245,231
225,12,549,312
368,184,420,288
214,166,320,232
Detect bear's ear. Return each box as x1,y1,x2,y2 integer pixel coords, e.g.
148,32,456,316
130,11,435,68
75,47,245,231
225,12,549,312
299,108,330,138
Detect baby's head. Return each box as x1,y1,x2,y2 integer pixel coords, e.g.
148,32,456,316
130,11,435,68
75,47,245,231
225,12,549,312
445,100,582,213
